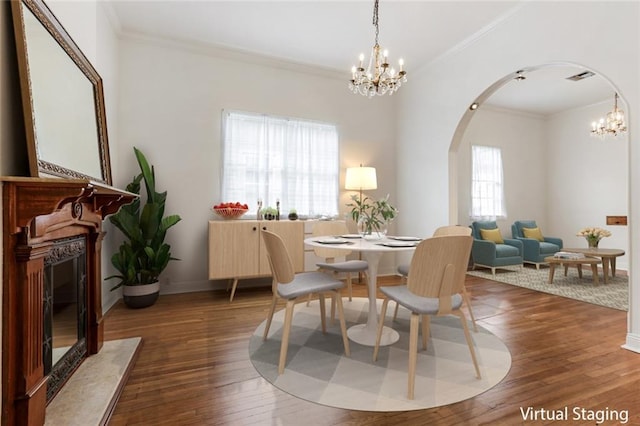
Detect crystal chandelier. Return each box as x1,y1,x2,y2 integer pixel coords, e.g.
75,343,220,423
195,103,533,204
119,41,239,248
349,0,407,97
590,93,627,138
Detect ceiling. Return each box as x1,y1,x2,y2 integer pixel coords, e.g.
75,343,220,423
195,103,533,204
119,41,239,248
108,1,615,116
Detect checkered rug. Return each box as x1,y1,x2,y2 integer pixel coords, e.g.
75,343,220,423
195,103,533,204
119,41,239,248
467,265,628,311
249,297,511,411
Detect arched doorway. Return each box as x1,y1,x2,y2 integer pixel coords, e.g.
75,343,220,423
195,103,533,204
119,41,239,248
448,62,630,306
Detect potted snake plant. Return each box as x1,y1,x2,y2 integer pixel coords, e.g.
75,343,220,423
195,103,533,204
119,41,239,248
106,147,181,308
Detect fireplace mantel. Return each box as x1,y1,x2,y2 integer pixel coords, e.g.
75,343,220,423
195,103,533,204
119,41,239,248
2,177,136,425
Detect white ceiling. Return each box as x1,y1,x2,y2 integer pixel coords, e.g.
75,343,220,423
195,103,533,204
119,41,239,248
108,0,615,115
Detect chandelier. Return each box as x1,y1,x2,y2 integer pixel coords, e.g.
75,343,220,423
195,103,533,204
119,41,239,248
349,0,407,97
590,93,627,138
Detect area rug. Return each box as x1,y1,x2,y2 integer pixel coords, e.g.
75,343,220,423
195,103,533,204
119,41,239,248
249,297,511,412
467,266,628,311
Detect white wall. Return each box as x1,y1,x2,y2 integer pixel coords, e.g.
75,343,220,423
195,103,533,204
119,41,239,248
546,100,629,269
396,1,640,351
457,107,547,234
116,35,399,293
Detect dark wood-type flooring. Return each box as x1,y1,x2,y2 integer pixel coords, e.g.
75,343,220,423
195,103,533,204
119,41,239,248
104,274,640,425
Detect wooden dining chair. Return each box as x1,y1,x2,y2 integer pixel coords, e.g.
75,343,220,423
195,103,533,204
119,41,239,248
373,235,481,400
310,221,368,320
393,225,478,331
261,230,351,374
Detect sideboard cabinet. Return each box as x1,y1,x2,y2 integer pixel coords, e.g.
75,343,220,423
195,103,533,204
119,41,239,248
208,220,304,300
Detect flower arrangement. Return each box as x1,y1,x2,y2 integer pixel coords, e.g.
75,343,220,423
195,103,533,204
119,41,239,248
347,194,398,238
576,227,612,248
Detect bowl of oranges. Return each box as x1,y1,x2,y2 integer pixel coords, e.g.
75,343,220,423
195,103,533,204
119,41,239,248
212,202,249,220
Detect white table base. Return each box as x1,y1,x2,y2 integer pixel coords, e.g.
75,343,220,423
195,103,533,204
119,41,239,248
347,323,400,346
347,250,400,347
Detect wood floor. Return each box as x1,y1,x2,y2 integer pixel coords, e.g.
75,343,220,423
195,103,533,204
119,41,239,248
104,275,640,425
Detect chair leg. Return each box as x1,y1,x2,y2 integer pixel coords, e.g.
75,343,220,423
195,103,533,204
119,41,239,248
330,295,336,325
345,273,353,302
372,298,390,362
462,285,478,332
491,267,496,276
318,293,326,334
278,299,296,374
263,294,278,341
456,311,481,379
421,314,430,350
334,291,350,357
393,274,407,321
408,313,420,400
306,293,312,307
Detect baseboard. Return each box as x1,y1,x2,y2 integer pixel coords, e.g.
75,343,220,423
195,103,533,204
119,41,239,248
157,270,401,296
622,332,640,353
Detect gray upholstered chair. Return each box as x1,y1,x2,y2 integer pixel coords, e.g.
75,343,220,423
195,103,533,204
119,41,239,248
511,220,563,269
312,221,368,302
394,225,477,331
373,235,481,399
470,221,523,275
261,230,350,374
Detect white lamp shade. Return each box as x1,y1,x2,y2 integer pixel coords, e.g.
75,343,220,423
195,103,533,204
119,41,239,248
345,166,377,190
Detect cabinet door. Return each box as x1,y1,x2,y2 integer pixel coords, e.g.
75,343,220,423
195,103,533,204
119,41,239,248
208,221,260,279
260,221,304,273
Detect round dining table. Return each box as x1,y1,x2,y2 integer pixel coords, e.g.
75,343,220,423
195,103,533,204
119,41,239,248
304,235,420,346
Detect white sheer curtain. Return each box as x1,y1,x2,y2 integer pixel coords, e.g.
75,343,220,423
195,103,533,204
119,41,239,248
470,145,507,220
221,110,339,217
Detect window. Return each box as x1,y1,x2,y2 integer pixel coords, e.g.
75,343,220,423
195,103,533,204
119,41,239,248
470,145,506,220
221,110,339,217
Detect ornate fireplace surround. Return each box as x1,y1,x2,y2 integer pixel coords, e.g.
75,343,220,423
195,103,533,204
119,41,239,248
1,177,136,425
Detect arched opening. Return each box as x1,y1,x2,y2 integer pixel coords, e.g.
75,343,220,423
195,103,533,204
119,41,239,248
448,62,630,309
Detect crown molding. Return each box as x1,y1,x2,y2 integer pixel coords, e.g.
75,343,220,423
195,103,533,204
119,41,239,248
119,30,345,80
418,1,529,74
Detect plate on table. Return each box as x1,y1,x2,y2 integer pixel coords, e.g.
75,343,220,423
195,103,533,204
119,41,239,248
377,241,419,248
314,237,351,245
340,234,362,239
388,236,422,242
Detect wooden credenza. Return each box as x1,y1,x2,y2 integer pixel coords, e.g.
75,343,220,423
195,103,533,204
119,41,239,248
208,220,304,301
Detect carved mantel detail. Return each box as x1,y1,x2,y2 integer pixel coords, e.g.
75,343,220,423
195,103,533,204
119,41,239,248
2,177,136,426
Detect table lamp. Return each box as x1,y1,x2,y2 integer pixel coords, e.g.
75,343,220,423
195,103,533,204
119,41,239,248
345,165,378,205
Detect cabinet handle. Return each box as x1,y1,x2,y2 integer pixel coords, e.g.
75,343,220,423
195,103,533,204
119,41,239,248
262,226,267,231
252,226,257,231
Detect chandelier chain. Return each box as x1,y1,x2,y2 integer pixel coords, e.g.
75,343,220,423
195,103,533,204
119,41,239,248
373,0,379,46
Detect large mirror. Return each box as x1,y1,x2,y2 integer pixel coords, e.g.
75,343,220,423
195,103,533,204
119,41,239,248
11,0,112,184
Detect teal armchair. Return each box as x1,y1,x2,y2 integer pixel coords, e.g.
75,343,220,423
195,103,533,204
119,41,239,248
511,220,563,269
471,221,523,275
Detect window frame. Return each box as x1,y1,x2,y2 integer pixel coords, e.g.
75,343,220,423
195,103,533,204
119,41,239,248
220,109,340,219
470,144,507,220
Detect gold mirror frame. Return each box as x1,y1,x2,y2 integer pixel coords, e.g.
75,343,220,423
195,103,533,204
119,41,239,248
11,0,112,185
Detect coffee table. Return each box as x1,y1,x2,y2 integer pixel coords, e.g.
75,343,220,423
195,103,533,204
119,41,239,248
544,256,601,285
561,248,625,284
